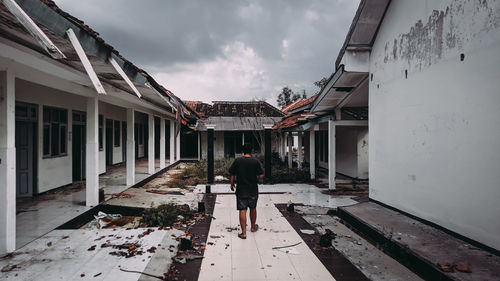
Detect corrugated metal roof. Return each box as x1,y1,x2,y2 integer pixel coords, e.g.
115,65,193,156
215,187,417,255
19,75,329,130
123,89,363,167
196,116,282,131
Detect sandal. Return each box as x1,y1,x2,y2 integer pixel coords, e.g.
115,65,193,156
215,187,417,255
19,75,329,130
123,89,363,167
238,233,247,239
251,224,259,232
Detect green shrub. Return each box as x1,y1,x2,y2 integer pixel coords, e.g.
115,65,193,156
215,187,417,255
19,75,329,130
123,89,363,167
141,203,182,227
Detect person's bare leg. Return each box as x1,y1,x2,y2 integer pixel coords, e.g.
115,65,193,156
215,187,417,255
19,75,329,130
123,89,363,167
250,208,257,231
239,209,247,237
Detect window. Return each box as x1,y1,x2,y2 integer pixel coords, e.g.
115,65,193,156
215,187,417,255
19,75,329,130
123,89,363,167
114,120,120,147
99,115,103,151
43,106,67,158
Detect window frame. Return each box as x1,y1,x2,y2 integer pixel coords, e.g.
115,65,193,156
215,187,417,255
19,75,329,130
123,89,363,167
42,106,68,158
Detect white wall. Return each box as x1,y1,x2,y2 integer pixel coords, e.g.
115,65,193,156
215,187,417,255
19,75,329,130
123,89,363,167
336,127,359,178
369,0,500,250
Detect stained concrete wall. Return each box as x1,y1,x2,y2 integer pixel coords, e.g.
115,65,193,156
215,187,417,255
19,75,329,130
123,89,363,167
369,0,500,250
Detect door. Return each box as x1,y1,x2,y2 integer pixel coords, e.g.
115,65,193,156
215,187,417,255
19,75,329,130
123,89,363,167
106,119,113,165
15,102,37,197
72,111,86,181
122,121,127,162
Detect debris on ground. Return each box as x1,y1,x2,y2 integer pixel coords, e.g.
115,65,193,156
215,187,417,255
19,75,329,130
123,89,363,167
146,190,184,196
272,242,302,250
287,203,295,213
455,265,472,273
1,264,17,272
319,229,336,247
225,227,238,232
110,193,135,199
437,262,454,272
300,229,315,235
180,236,193,250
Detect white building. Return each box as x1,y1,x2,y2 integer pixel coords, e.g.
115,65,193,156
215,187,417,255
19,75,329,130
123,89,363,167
0,0,197,253
311,0,500,251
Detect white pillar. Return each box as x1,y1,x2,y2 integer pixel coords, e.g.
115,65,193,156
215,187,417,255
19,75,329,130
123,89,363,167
328,120,336,190
148,114,154,175
0,70,16,253
159,118,166,169
280,132,286,162
169,120,174,164
297,131,303,169
176,124,180,161
288,132,293,169
126,108,135,186
86,96,99,207
309,129,316,180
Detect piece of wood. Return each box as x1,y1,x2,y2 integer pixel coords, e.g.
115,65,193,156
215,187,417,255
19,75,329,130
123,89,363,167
109,57,141,98
3,0,65,59
66,28,106,94
145,82,177,111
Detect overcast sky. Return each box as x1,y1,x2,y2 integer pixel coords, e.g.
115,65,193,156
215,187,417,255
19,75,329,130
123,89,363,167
55,0,359,106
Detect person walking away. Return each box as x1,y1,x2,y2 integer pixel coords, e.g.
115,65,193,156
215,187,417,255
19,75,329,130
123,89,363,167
229,143,264,239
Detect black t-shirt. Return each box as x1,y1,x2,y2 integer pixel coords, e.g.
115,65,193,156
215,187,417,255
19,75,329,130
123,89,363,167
228,156,264,198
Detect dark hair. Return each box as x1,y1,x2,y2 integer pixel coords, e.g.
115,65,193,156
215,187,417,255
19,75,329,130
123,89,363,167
242,143,253,154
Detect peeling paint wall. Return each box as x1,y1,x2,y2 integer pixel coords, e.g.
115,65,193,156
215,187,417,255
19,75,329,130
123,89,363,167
369,0,500,250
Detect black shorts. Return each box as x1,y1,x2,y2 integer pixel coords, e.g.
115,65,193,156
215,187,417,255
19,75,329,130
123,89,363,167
236,195,258,210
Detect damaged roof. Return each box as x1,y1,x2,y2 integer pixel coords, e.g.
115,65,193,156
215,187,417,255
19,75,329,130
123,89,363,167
196,116,283,131
0,0,195,117
281,95,318,115
185,101,284,118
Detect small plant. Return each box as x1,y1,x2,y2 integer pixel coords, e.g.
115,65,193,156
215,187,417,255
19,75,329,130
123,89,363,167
141,203,182,227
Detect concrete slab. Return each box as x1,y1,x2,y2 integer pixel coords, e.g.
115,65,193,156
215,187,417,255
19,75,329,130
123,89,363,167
303,214,423,281
339,202,500,281
198,194,335,281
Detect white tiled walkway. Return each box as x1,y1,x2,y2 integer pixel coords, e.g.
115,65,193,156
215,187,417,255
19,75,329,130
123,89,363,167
198,194,335,281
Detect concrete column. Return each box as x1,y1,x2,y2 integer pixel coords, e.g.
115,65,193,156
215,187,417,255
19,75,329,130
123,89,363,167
328,120,336,190
288,132,293,169
148,114,154,175
176,124,180,161
126,108,135,186
169,120,175,164
159,118,166,169
280,132,286,162
207,125,215,184
264,125,273,180
86,96,99,207
297,131,303,169
309,129,316,180
0,70,16,253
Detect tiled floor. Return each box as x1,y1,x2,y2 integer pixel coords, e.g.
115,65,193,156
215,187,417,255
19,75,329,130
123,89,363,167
0,228,183,281
198,194,335,281
15,158,172,250
194,184,359,208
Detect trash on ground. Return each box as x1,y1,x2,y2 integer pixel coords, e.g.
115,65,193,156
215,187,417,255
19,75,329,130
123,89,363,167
437,262,454,272
319,229,336,247
180,236,193,250
277,247,300,255
455,265,472,273
146,189,184,195
272,242,302,250
300,229,315,235
110,193,135,199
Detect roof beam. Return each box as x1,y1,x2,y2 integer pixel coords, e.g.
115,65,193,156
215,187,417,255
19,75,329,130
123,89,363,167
66,28,106,94
3,0,65,59
145,82,177,112
109,57,141,98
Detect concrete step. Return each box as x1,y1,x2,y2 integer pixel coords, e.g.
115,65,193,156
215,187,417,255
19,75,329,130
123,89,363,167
337,202,500,281
303,214,423,281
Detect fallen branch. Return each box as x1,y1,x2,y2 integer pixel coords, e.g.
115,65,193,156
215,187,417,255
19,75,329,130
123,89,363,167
119,268,165,280
272,242,302,250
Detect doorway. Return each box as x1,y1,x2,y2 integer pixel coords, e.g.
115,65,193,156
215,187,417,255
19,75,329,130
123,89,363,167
15,102,38,197
106,119,113,165
72,111,86,181
122,121,127,162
